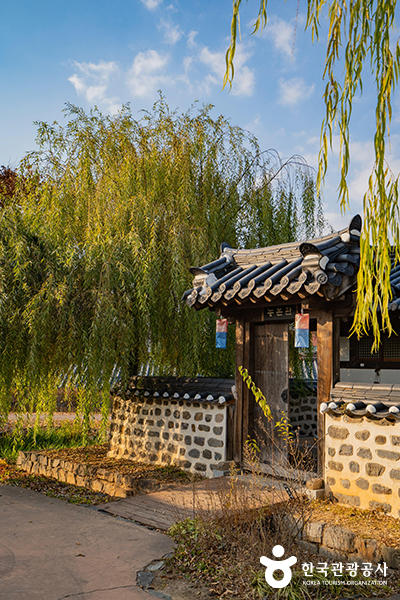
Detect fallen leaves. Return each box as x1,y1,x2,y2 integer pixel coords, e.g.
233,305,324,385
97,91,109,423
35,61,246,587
0,458,112,505
40,443,193,483
311,500,400,548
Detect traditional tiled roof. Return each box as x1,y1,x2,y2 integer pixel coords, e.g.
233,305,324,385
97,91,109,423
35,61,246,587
321,382,400,420
112,376,235,405
184,215,363,309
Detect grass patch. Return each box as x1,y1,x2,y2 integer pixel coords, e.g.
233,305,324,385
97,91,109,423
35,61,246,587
165,456,314,600
0,419,103,462
0,419,110,505
39,443,194,484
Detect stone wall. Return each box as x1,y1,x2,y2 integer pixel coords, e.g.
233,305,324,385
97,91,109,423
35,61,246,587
300,520,400,568
325,413,400,516
16,450,168,498
289,381,317,437
108,395,231,478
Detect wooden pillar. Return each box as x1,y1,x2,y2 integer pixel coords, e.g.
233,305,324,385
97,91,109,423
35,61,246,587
233,316,244,462
232,317,252,463
333,316,341,386
242,321,252,453
316,311,334,477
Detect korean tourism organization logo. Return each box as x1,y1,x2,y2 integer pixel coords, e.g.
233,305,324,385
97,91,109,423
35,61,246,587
260,545,297,589
260,546,389,591
301,559,388,586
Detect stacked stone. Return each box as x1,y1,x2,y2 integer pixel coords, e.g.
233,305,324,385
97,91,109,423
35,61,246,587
325,413,400,516
289,392,318,437
299,520,400,568
108,396,227,478
16,451,165,498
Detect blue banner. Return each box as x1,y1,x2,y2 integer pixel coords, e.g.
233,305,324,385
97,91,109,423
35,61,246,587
216,331,227,349
216,318,228,349
295,313,310,348
295,328,309,348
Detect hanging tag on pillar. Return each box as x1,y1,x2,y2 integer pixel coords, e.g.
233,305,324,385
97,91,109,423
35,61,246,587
295,313,309,348
216,318,228,349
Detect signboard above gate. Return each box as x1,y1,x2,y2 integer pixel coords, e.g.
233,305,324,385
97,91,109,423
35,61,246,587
263,306,295,320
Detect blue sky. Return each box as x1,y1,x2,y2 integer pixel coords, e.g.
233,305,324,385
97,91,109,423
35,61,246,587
2,0,399,231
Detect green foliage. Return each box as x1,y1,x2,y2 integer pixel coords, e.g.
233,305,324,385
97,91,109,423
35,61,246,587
289,322,315,385
275,411,294,441
239,366,272,420
0,420,102,461
0,97,323,421
245,435,261,455
239,367,294,442
224,1,400,349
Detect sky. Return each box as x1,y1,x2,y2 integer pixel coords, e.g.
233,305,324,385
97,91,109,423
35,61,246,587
1,0,400,232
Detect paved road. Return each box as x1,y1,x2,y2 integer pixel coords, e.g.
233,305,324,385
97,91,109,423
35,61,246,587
0,485,173,600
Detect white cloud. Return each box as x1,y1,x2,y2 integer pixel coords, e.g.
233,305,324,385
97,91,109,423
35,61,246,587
199,44,255,97
72,61,117,79
127,50,169,97
68,60,120,113
141,0,162,10
187,30,198,49
268,16,295,60
158,19,183,45
175,56,194,93
183,56,193,72
232,65,255,97
69,75,107,104
278,77,315,107
244,115,261,133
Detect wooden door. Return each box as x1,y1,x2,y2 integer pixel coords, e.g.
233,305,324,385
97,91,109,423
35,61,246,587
253,322,289,464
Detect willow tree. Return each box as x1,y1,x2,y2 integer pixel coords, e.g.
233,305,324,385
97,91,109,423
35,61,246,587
224,1,400,347
0,98,322,426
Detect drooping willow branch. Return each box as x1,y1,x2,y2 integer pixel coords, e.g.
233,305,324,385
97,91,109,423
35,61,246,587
224,0,400,348
0,98,324,435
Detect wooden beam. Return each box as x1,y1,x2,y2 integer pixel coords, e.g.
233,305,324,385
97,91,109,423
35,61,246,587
225,404,235,461
333,316,341,386
233,316,244,462
316,311,333,477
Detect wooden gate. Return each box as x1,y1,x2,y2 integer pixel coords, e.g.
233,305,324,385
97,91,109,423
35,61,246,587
253,322,289,464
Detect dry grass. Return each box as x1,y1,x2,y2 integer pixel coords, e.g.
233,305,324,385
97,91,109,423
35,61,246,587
164,431,400,600
166,442,317,599
166,475,400,600
311,500,400,548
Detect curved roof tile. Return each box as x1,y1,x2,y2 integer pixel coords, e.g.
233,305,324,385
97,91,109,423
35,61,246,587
185,215,365,309
321,383,400,421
